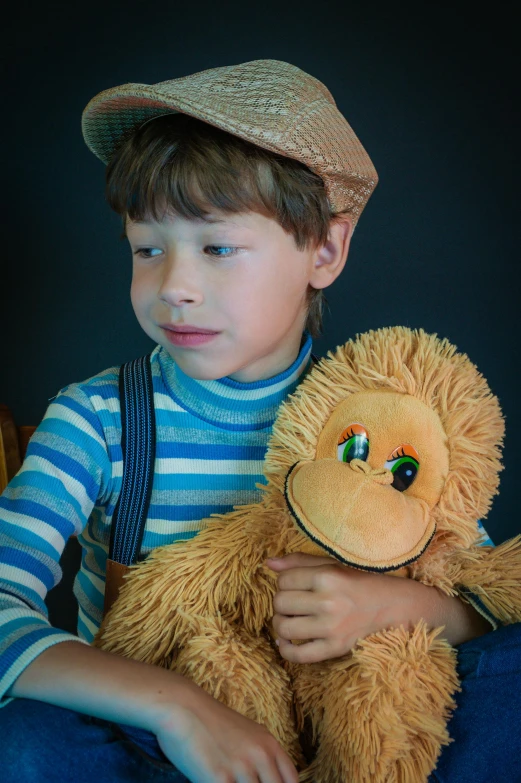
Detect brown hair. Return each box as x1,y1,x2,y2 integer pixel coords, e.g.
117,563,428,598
104,113,338,338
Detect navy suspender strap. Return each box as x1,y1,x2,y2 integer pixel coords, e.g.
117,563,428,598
109,353,157,565
103,347,316,619
103,354,156,619
108,350,317,564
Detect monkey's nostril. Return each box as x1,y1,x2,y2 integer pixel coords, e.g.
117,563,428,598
348,460,393,485
349,458,370,473
373,469,394,486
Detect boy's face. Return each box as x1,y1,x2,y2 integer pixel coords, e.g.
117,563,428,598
126,209,324,382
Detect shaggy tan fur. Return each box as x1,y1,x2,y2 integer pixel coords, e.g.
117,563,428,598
294,622,460,782
95,327,521,782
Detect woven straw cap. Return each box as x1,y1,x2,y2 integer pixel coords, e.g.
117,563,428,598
82,59,378,224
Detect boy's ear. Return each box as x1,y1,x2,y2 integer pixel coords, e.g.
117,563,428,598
309,214,353,290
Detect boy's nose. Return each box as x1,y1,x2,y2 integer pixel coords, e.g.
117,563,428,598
158,286,202,307
157,258,204,307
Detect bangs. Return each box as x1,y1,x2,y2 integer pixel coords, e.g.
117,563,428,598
105,113,331,251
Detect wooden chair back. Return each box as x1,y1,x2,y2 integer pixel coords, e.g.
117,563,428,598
0,404,36,493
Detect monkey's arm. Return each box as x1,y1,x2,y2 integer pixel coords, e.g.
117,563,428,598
94,503,280,664
446,535,521,625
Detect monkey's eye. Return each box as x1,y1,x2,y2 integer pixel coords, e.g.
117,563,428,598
337,423,369,463
384,444,420,491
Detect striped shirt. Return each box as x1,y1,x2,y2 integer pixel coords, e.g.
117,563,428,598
0,331,495,706
0,333,315,705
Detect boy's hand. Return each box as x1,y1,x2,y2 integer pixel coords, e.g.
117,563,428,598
11,639,297,783
153,682,299,783
267,552,491,664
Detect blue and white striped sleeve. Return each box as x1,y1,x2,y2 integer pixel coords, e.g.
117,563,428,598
476,519,495,547
0,383,112,706
457,519,500,631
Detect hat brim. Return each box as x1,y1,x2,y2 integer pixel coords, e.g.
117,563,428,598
81,74,378,221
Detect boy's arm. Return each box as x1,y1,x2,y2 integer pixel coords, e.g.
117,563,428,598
5,638,193,726
7,641,298,782
1,386,298,780
0,383,111,704
268,553,492,664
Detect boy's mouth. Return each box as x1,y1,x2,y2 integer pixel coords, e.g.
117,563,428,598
160,323,220,334
160,324,221,347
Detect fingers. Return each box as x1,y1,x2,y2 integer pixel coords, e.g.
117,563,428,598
277,567,316,591
267,554,344,593
233,762,263,783
277,637,339,664
275,750,300,783
272,613,329,641
272,589,319,616
234,745,298,783
255,747,297,783
266,553,336,571
272,566,329,591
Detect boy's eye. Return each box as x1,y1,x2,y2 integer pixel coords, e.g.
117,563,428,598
384,444,420,492
133,248,162,258
205,245,239,257
133,246,239,259
337,423,369,463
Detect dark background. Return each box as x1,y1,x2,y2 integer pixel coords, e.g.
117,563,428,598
2,3,519,627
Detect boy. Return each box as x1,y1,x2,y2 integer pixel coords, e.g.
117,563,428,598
0,60,517,783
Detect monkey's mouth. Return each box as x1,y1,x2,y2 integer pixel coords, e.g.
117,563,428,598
284,460,436,572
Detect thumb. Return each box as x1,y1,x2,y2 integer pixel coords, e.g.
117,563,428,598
265,552,336,570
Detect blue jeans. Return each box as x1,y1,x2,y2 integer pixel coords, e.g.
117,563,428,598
1,623,520,782
0,701,189,782
427,621,521,782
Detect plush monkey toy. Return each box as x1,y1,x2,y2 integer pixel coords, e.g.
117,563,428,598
94,327,521,782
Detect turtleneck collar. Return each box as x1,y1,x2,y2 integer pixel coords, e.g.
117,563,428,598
157,331,314,431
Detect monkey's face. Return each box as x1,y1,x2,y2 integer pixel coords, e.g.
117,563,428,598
284,391,450,571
